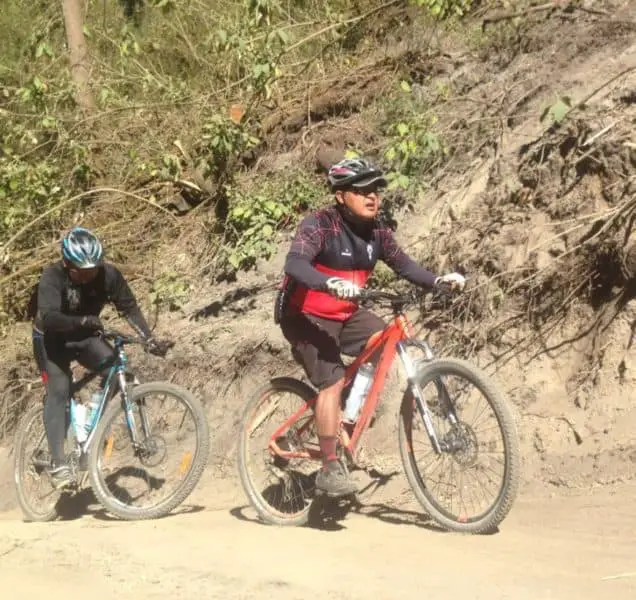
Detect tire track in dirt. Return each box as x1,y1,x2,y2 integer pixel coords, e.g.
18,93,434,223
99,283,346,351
0,481,635,600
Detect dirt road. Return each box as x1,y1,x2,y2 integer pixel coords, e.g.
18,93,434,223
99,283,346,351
1,479,635,600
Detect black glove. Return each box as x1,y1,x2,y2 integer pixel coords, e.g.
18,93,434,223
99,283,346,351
145,338,174,357
80,315,104,332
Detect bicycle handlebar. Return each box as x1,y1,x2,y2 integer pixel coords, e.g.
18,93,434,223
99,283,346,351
100,329,143,344
357,281,457,306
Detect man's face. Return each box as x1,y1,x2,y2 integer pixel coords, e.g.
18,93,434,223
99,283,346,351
336,185,383,220
65,261,99,285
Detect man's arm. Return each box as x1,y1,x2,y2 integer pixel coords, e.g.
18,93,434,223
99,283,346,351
378,228,438,288
283,213,330,290
38,268,86,333
105,266,153,339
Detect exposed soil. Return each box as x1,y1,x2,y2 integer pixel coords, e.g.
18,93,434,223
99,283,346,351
2,3,636,595
0,479,635,599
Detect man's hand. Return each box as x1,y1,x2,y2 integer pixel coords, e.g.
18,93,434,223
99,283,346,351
80,315,104,331
434,272,466,293
325,277,361,300
145,338,174,357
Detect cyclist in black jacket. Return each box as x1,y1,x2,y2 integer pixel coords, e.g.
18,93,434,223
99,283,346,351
30,227,169,489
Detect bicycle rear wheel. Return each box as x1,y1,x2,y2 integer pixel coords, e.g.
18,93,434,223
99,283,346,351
13,403,61,522
238,377,321,526
88,381,209,520
398,358,520,534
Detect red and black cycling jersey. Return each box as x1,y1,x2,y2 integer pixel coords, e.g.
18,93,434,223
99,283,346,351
279,205,437,321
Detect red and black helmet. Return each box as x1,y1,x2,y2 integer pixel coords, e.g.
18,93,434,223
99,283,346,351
327,158,387,192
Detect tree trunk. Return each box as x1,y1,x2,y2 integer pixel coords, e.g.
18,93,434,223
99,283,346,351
61,0,95,112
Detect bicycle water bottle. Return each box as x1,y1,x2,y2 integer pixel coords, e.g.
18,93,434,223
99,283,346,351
70,398,89,444
84,392,101,434
343,363,375,423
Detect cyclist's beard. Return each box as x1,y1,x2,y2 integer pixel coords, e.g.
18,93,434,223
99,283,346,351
336,203,376,237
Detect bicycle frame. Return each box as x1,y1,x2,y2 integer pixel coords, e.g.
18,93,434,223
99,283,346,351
68,335,144,453
268,306,443,464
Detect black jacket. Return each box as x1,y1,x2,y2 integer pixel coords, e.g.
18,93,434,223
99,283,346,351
30,261,151,341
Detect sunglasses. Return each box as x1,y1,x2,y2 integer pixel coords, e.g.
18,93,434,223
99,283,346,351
349,185,384,196
68,266,100,282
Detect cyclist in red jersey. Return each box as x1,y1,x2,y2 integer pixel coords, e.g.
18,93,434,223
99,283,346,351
275,158,466,497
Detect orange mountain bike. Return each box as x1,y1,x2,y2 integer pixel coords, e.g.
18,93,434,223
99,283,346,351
237,287,520,534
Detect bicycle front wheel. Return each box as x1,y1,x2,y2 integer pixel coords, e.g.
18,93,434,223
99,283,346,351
398,358,520,534
88,381,210,520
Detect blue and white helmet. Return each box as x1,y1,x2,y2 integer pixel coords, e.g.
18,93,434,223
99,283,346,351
61,227,104,269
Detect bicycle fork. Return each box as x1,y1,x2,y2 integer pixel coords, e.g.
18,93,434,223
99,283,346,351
396,340,459,455
117,367,151,449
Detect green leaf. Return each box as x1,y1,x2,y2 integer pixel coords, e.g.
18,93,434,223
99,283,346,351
397,122,409,137
400,80,411,93
549,99,571,123
262,224,273,237
228,253,240,269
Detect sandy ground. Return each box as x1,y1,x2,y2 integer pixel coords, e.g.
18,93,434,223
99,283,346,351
1,478,635,600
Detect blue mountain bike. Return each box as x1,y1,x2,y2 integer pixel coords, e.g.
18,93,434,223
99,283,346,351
13,330,210,521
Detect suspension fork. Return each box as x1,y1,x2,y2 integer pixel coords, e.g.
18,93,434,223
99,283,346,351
117,364,149,447
396,339,459,454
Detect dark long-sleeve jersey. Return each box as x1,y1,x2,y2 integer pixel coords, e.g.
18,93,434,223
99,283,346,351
31,261,152,341
281,205,437,321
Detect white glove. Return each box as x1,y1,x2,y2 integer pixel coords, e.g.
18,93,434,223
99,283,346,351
325,277,361,299
434,272,466,292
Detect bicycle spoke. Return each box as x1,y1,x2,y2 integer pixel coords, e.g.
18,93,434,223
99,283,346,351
91,384,207,518
399,360,518,531
239,381,321,525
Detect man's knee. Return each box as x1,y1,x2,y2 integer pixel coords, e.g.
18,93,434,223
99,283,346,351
44,371,71,407
79,338,116,375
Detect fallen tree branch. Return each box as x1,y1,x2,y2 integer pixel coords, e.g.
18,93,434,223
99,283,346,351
283,0,400,55
0,187,179,256
482,1,611,29
525,412,584,444
482,2,557,29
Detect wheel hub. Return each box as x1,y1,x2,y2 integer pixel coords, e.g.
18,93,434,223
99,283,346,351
442,422,479,467
138,435,168,467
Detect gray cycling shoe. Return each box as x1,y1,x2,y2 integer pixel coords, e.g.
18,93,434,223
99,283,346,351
47,464,75,490
315,460,358,498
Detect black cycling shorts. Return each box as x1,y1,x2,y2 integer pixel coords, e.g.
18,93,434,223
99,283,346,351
279,308,385,390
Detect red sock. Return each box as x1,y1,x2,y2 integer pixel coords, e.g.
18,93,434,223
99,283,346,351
318,436,338,469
